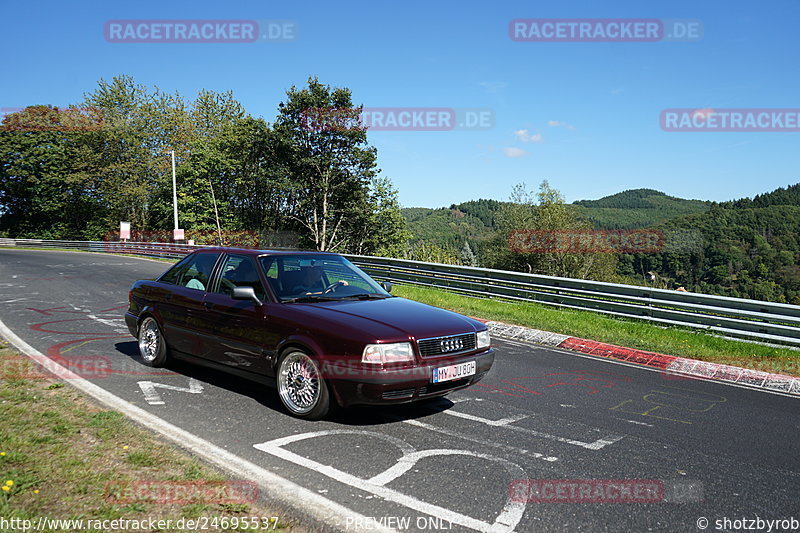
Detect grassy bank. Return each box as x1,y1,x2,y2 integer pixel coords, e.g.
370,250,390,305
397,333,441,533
393,284,800,377
0,340,298,532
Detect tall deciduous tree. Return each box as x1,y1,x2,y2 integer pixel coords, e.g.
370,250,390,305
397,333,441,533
272,77,405,252
0,106,105,238
484,181,617,280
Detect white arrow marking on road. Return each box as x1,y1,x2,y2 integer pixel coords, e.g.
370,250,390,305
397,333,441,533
138,378,203,405
442,404,623,450
443,411,529,426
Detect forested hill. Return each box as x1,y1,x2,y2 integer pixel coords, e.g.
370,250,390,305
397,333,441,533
570,189,711,229
573,188,672,208
639,201,800,303
401,189,712,248
716,183,800,209
401,184,800,303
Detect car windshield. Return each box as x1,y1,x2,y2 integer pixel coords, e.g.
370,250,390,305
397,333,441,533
259,254,391,302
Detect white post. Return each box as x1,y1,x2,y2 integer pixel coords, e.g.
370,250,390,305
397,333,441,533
171,150,179,230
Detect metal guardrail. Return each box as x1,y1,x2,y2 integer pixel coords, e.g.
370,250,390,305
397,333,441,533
3,238,799,348
2,238,199,259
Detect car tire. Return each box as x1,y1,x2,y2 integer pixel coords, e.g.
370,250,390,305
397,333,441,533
137,316,169,367
276,349,332,420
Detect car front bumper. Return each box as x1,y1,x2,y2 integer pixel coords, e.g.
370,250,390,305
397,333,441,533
329,348,495,407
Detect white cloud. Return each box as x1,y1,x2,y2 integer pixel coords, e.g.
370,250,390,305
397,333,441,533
513,129,543,143
503,147,528,158
478,81,509,94
547,120,575,130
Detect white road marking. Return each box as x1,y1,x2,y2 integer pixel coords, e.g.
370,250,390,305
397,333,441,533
254,430,527,533
616,418,655,427
400,417,559,462
442,410,529,427
87,314,126,330
442,402,623,450
137,378,204,405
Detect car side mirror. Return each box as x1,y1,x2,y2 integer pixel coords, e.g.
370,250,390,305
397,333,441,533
232,286,262,306
380,281,393,293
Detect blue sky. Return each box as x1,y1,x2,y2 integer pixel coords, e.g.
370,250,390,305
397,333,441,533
2,0,799,207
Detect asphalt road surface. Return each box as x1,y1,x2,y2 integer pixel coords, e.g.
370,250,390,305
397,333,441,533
1,249,799,532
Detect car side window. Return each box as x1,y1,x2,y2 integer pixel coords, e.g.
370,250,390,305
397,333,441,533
159,255,193,285
214,255,267,301
160,253,220,291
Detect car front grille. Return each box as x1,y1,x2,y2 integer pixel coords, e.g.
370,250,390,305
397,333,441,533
382,388,416,400
417,333,476,358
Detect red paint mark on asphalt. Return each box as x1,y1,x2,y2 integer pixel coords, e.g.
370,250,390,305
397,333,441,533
477,370,633,397
31,318,101,334
25,305,172,378
99,304,128,313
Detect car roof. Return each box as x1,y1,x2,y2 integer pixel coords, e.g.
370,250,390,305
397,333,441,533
191,247,340,257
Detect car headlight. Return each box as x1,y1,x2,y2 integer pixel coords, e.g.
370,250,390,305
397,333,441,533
362,342,415,365
476,330,491,350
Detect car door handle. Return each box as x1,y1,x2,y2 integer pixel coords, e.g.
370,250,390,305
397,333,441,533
204,302,214,310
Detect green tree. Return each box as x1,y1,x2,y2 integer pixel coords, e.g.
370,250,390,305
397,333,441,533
272,77,407,252
460,241,478,267
81,75,193,232
484,181,617,280
0,106,106,238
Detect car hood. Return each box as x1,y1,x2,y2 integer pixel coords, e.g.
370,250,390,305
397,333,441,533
294,296,484,341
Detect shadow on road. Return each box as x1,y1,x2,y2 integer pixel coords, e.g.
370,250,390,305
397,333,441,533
113,341,454,425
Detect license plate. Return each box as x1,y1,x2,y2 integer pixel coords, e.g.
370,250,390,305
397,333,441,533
432,361,476,383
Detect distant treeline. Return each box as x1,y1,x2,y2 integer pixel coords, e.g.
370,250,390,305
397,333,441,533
404,185,800,304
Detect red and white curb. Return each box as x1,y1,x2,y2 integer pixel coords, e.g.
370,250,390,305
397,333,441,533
485,321,800,396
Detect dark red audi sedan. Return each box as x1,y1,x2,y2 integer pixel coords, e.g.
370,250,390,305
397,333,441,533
125,248,494,419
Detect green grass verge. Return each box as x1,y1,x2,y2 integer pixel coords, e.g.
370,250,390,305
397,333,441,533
0,340,298,532
393,284,800,377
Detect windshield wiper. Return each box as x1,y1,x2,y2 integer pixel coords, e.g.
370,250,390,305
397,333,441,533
282,295,339,303
338,293,391,300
